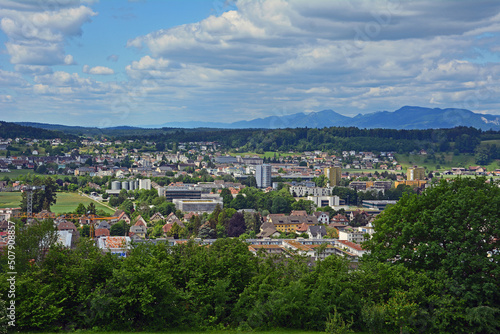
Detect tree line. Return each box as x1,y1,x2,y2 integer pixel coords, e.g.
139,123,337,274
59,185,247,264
0,178,498,332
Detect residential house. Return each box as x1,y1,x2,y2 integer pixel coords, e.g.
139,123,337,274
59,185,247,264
331,214,349,224
97,236,131,257
150,212,165,222
336,240,367,257
256,222,280,238
268,214,318,233
307,225,327,239
129,219,147,239
338,228,367,244
313,211,330,224
57,221,79,247
114,210,131,224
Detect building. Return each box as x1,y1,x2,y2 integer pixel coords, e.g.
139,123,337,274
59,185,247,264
255,164,272,189
164,186,202,201
394,180,427,188
362,200,397,211
268,215,318,233
172,199,223,213
290,186,331,197
338,228,367,244
324,166,341,186
214,156,238,164
139,179,151,190
307,195,340,208
407,166,426,180
97,236,131,257
0,208,21,221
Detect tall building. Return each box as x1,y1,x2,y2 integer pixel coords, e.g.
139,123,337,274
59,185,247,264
138,179,151,190
324,166,341,186
256,164,272,188
407,166,426,180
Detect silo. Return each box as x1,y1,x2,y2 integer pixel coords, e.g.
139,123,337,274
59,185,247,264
129,180,135,190
134,180,139,189
111,181,121,190
122,181,129,190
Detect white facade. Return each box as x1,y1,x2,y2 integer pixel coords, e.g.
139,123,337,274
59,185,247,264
255,164,271,188
338,229,367,244
139,179,151,190
290,186,331,197
307,195,340,208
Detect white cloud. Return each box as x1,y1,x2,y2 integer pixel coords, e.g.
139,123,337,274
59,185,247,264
83,65,115,75
5,0,500,125
0,4,96,65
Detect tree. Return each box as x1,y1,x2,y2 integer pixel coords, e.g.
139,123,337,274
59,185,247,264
7,219,59,273
291,199,316,215
86,202,96,215
227,212,246,237
110,220,129,236
313,174,328,187
20,177,58,213
75,203,87,216
271,196,290,214
365,177,500,308
198,224,216,239
220,188,233,208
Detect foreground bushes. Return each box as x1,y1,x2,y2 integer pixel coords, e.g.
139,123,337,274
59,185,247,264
1,237,498,333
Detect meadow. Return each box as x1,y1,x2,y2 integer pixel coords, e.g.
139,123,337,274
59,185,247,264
0,191,114,215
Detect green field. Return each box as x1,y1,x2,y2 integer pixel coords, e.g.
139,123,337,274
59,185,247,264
394,153,480,171
0,191,114,215
0,169,36,179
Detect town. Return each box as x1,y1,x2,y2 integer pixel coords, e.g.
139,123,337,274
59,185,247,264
1,133,498,262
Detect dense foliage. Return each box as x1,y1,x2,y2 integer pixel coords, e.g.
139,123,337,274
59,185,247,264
365,177,500,310
0,121,76,140
2,178,500,334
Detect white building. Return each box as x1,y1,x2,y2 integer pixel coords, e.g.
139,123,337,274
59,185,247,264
338,229,367,244
307,195,340,208
255,164,272,189
290,186,331,197
139,179,151,190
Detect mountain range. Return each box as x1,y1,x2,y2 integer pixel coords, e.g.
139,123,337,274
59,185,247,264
150,106,500,130
15,106,500,132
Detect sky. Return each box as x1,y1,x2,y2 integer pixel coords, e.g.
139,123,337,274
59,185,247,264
0,0,500,127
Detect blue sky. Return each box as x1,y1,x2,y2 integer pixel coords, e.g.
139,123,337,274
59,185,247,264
0,0,500,127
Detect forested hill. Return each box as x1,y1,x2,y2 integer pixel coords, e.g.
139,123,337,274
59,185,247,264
0,121,76,140
138,126,491,154
4,120,500,154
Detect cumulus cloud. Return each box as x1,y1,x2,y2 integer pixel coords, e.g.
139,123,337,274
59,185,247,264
4,0,500,125
122,0,500,119
0,4,96,65
83,65,115,75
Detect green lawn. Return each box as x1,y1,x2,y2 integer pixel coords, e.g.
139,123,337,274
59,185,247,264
0,191,114,215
